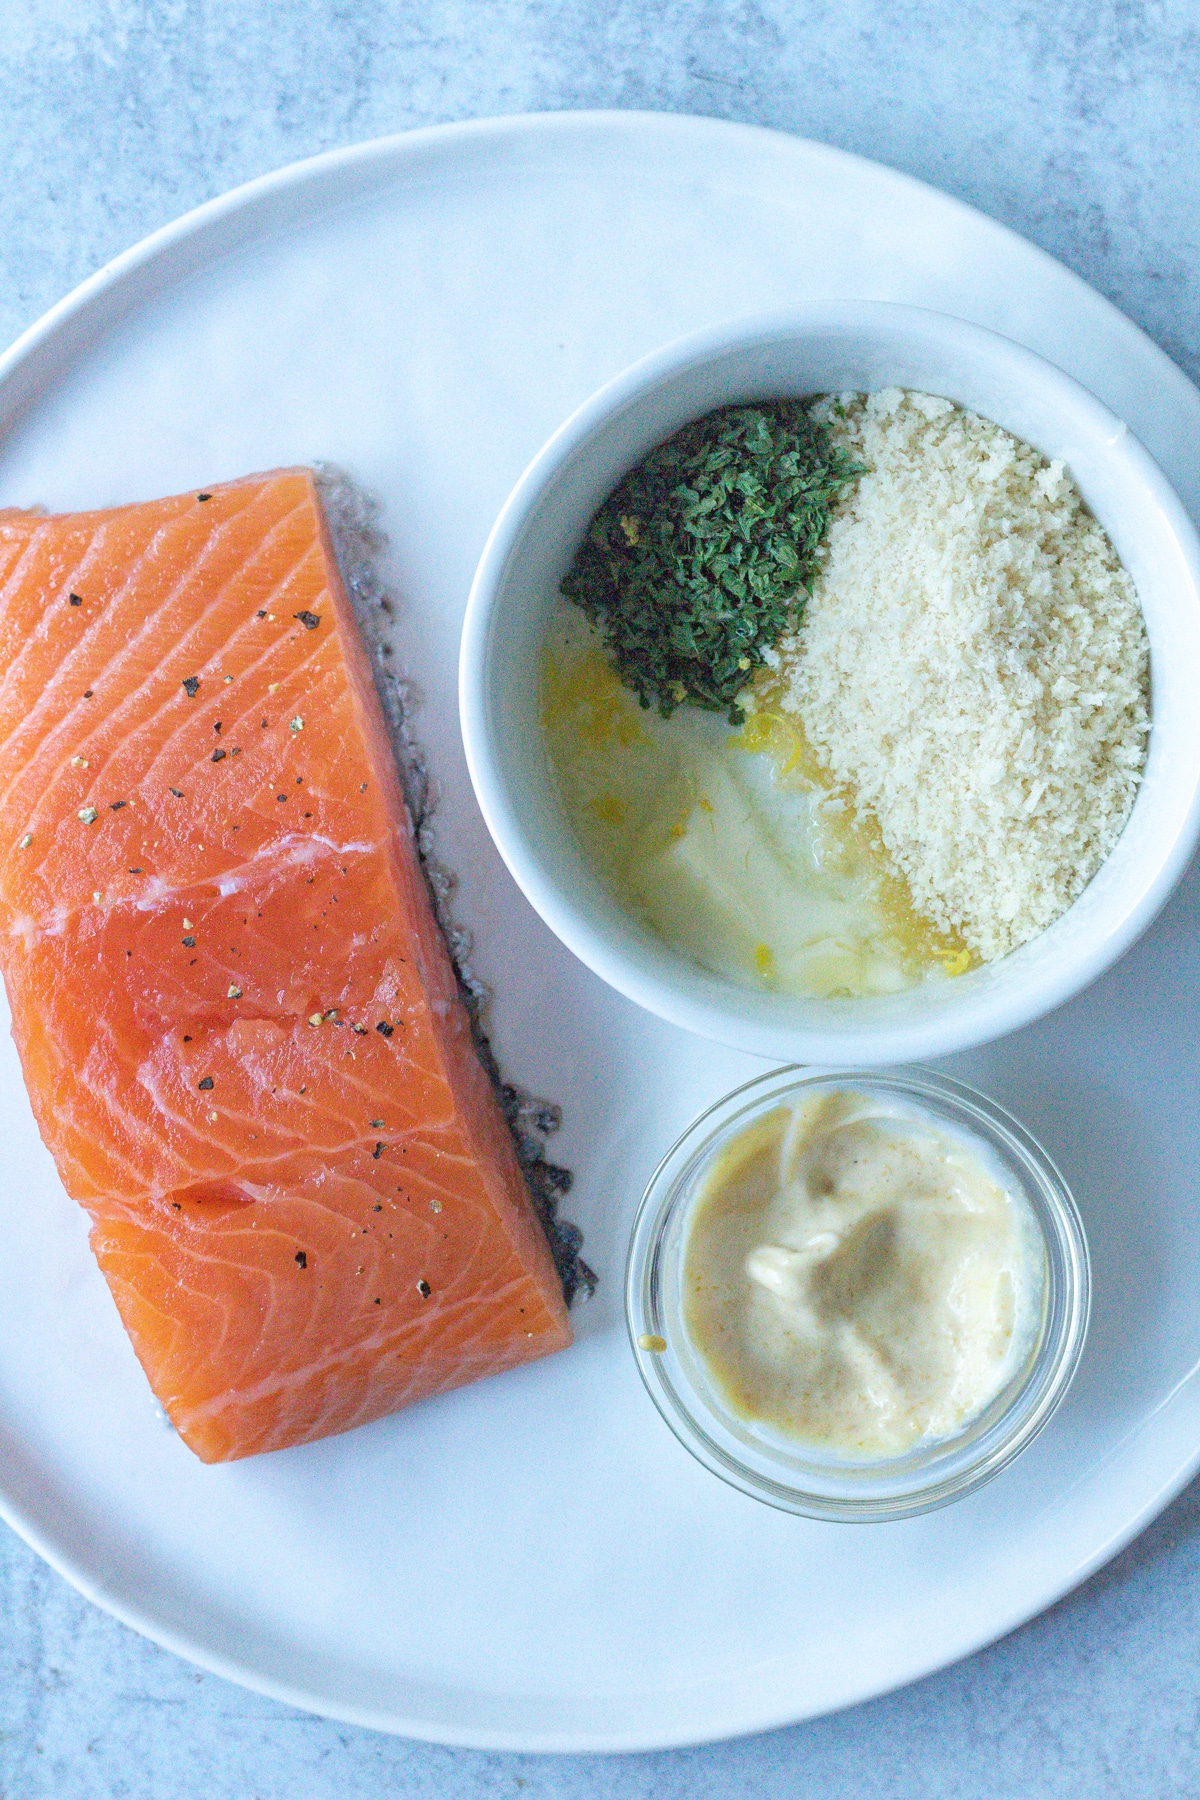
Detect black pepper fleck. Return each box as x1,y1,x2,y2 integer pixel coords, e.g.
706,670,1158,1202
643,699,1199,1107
416,1279,431,1299
293,610,321,631
83,690,93,699
169,787,184,798
295,1250,307,1269
197,1076,214,1091
109,800,127,811
376,1021,393,1039
211,749,226,763
277,793,287,802
68,593,83,606
197,493,212,502
182,935,195,948
373,1203,382,1212
372,1142,383,1160
256,610,267,618
182,677,200,698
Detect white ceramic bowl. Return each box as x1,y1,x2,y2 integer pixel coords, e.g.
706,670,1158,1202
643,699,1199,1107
459,304,1200,1064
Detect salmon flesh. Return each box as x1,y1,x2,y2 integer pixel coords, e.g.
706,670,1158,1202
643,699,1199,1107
0,470,572,1461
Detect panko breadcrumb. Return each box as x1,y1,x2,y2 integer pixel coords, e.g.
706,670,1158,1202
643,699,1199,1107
771,389,1150,962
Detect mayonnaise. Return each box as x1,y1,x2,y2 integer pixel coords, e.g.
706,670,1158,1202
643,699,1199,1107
682,1090,1044,1458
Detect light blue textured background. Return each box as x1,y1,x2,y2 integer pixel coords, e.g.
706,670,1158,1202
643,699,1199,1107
3,4,1200,1795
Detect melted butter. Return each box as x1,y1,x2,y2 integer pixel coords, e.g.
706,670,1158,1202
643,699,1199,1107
683,1092,1045,1458
540,604,969,997
734,698,973,978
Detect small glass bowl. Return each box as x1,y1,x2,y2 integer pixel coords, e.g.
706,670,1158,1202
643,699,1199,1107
625,1066,1090,1521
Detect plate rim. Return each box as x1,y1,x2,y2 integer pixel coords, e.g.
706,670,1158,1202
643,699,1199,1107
1,107,1199,1752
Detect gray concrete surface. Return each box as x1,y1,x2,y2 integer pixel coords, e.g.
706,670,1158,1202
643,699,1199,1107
2,2,1200,1794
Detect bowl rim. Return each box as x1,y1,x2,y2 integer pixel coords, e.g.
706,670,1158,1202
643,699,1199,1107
459,301,1200,1062
623,1063,1093,1521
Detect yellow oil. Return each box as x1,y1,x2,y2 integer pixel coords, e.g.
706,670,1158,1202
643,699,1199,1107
540,608,973,995
733,696,973,978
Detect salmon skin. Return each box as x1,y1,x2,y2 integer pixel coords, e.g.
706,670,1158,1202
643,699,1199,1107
0,470,572,1461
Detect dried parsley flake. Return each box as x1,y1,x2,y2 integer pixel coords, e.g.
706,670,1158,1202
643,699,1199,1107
561,402,862,724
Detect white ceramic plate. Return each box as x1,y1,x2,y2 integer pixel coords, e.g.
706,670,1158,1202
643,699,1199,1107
0,112,1197,1754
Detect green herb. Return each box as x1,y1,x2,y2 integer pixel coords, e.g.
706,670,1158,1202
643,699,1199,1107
560,402,862,724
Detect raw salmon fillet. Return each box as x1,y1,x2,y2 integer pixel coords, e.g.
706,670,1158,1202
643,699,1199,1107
0,470,571,1461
